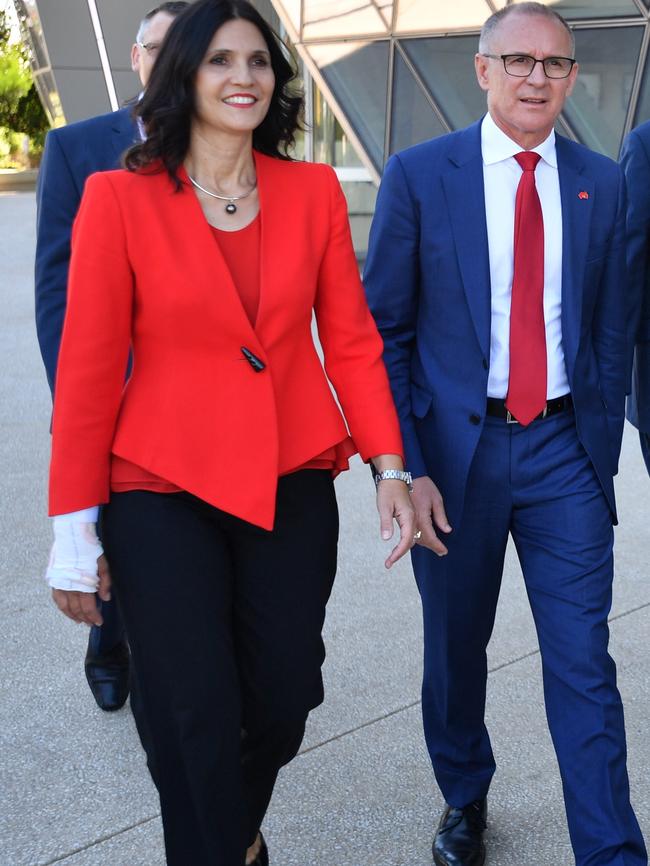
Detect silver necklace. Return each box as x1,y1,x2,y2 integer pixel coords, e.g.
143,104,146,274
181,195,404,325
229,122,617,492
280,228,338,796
188,174,257,214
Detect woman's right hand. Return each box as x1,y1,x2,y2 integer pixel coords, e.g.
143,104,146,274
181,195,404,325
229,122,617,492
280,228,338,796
46,514,110,625
52,554,112,626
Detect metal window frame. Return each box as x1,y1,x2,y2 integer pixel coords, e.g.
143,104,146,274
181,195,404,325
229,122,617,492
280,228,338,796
85,0,119,111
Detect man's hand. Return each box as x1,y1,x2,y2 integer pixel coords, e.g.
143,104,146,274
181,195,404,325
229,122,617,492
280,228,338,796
376,480,417,569
411,476,452,555
52,554,112,626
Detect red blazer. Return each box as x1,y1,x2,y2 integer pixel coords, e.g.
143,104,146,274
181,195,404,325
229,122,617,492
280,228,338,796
49,152,403,529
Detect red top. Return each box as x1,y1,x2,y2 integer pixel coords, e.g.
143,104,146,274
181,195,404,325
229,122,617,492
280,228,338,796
50,159,404,530
212,214,261,327
111,212,355,496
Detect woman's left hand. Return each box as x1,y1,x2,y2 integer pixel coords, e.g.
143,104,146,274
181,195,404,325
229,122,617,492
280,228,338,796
376,479,417,568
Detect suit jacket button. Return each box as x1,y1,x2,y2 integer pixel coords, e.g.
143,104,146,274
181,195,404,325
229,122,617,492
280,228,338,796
241,346,266,372
469,413,481,425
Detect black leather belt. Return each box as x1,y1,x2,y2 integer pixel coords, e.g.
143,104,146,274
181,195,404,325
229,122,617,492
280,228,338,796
486,394,573,424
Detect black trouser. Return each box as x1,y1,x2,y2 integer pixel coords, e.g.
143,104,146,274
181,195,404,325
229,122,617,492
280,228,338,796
101,470,339,866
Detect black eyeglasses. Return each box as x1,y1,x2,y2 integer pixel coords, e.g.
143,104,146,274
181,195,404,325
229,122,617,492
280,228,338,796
482,53,576,79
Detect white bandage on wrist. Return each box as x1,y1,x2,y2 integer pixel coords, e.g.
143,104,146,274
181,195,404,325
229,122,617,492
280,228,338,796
46,514,104,593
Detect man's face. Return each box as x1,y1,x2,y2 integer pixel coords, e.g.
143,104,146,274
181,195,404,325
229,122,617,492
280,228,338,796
131,11,176,88
474,13,578,148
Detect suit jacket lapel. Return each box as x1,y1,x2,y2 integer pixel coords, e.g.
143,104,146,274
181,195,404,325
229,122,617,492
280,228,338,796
110,107,139,165
170,165,259,338
251,150,281,332
556,135,594,382
441,121,491,361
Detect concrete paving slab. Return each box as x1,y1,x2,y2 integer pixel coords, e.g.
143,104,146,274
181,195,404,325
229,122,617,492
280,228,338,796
266,606,650,866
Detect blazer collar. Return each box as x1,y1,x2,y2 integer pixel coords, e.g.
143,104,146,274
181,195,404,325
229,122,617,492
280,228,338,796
447,118,484,167
110,106,139,163
555,134,593,380
442,119,491,360
167,151,287,343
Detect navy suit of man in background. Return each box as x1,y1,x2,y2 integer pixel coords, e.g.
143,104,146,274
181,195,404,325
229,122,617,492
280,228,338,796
35,2,188,711
621,121,650,475
365,3,647,865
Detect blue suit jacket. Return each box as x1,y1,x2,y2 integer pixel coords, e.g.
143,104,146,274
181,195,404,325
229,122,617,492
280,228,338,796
35,107,138,392
364,119,627,526
620,120,650,435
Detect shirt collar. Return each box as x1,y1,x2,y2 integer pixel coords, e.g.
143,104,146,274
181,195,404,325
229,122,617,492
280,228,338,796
481,111,557,168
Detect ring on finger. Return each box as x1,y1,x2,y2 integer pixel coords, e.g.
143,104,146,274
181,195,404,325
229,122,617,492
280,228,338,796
413,530,422,541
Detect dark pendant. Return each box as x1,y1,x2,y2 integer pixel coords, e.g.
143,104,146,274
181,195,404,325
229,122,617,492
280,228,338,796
225,202,237,214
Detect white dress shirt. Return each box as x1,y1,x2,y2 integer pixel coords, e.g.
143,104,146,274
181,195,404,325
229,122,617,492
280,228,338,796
481,112,569,399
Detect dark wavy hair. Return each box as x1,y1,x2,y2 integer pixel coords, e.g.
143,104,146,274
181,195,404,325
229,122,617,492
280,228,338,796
124,0,303,185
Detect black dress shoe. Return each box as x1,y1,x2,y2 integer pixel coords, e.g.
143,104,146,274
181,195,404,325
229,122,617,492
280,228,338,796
84,639,130,711
432,799,487,866
248,832,268,866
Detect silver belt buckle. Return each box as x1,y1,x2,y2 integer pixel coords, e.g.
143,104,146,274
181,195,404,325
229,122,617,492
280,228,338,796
506,409,518,424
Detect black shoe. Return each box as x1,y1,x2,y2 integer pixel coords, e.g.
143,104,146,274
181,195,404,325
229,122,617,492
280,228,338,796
84,639,130,711
432,799,487,866
248,832,268,866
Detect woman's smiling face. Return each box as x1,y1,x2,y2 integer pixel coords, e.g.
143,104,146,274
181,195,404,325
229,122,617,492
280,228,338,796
193,18,275,138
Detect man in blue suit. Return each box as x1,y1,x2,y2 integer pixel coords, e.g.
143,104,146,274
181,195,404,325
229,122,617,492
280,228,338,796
620,122,650,475
35,2,188,711
365,3,647,864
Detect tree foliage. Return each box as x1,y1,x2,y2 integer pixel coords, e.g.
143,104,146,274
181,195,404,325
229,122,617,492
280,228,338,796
0,12,31,126
0,9,49,160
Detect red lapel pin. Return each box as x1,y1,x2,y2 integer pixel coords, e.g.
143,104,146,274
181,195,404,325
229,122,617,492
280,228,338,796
578,190,589,200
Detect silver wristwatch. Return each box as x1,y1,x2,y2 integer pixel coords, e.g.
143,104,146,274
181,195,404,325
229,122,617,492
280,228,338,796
374,469,413,492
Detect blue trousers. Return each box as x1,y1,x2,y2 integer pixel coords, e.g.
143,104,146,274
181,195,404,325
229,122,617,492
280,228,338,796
413,410,646,866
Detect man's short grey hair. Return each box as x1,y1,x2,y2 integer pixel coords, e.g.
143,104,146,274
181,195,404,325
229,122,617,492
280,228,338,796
478,2,575,58
136,2,190,43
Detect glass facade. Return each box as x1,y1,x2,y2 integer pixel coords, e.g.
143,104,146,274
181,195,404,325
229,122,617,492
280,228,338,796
12,0,63,126
19,0,650,209
271,0,650,181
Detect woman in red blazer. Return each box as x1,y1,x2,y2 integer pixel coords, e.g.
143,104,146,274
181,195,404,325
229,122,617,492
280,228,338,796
46,2,415,864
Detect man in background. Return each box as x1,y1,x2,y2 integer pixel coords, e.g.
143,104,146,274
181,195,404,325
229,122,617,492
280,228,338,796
35,2,189,712
621,122,650,475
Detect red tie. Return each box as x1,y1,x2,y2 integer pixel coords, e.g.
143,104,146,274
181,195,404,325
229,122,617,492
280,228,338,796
505,151,547,426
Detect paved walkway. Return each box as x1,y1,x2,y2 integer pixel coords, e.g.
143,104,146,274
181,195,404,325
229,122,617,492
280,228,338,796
1,191,649,866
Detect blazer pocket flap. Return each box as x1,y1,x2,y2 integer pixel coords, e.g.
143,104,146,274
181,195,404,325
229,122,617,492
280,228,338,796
411,381,434,419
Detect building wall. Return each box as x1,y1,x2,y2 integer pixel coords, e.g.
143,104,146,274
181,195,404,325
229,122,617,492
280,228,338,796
19,0,646,257
268,0,650,180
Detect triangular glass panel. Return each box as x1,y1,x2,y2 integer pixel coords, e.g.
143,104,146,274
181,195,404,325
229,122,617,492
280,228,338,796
401,36,488,130
563,26,644,157
302,0,390,40
395,0,495,33
506,0,641,16
390,47,447,155
307,40,390,172
632,47,650,131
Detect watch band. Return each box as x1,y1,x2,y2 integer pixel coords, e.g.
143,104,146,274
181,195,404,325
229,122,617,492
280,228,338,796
374,469,413,491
